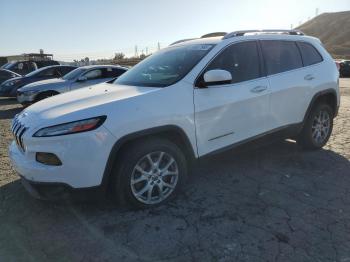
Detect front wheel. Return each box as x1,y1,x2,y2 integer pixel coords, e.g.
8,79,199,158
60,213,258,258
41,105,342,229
112,138,188,208
297,104,333,150
35,91,58,102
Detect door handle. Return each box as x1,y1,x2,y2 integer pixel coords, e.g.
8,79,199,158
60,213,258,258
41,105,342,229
304,74,315,81
250,85,267,93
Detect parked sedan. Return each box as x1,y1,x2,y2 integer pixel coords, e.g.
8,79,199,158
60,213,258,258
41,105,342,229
17,65,128,106
1,60,60,75
0,65,77,98
339,60,350,77
0,69,21,85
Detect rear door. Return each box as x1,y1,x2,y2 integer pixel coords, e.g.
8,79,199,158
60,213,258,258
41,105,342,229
261,40,308,129
194,41,271,156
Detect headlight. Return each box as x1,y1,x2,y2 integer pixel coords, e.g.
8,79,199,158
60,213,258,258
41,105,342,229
5,79,21,87
22,90,39,96
33,116,107,137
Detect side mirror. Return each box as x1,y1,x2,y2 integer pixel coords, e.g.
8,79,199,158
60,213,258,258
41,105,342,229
77,76,87,82
202,69,232,87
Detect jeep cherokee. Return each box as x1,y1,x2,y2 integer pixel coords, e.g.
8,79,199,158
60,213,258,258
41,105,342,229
9,30,340,208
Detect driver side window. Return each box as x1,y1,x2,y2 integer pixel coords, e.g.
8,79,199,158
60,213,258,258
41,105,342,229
205,41,261,84
83,69,102,80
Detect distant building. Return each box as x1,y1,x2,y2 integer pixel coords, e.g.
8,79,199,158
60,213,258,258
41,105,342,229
0,49,54,66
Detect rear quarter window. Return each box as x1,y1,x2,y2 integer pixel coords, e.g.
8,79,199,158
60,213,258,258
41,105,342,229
297,42,323,66
103,68,127,78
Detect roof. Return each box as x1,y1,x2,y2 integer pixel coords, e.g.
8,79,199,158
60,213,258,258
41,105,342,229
79,65,128,70
170,29,309,47
170,36,223,46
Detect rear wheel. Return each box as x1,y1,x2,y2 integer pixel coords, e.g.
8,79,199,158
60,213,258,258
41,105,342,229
112,138,187,208
297,103,333,150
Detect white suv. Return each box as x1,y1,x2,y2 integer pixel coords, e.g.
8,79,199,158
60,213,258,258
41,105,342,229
9,30,340,208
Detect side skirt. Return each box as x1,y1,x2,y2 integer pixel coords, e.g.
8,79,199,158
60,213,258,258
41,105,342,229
200,123,303,158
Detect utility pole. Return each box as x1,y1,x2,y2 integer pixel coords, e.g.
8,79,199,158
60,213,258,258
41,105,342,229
134,45,139,57
157,42,161,51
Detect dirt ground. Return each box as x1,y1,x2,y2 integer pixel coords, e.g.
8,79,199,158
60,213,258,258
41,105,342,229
0,79,350,262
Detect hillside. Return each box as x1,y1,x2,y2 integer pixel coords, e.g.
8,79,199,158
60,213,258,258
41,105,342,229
297,11,350,59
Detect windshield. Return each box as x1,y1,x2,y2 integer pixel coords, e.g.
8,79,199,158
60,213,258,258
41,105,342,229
114,44,214,87
62,67,86,80
1,62,15,70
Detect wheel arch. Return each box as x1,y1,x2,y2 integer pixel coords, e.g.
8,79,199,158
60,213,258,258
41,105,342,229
303,89,338,124
101,125,196,189
34,90,60,101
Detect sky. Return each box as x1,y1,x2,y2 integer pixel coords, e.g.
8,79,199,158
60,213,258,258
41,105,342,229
0,0,349,61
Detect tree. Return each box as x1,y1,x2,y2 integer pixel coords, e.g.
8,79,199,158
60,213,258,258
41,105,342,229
114,52,125,60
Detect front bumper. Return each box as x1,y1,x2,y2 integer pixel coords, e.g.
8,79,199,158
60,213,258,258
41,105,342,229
9,125,116,189
20,175,72,200
19,175,105,200
17,92,36,104
0,90,16,98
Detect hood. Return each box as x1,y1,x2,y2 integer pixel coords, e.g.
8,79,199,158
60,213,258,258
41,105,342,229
19,78,67,91
1,76,22,86
24,83,160,127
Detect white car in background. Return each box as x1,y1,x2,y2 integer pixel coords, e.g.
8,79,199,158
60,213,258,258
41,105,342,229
16,65,128,106
9,30,339,208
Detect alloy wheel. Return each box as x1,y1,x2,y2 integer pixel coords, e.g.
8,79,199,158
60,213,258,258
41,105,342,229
130,151,179,205
311,109,330,144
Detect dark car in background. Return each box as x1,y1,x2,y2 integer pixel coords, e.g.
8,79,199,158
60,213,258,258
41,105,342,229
0,69,21,85
1,60,60,75
0,65,76,98
339,60,350,77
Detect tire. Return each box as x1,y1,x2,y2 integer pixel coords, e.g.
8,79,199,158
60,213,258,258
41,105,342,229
112,137,188,209
297,103,333,150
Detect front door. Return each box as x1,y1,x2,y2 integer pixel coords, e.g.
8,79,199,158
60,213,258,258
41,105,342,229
194,41,270,156
70,68,111,90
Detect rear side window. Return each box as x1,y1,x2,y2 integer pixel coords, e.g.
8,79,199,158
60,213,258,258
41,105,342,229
59,66,76,75
261,40,303,75
38,68,59,77
205,41,261,84
297,42,323,66
103,68,127,78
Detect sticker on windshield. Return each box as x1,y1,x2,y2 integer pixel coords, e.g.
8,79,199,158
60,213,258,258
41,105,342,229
188,45,213,51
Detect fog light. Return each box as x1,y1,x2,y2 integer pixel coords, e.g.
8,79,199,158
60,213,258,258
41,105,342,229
36,152,62,166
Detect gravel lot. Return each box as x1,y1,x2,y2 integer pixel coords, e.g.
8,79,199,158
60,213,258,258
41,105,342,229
0,79,350,262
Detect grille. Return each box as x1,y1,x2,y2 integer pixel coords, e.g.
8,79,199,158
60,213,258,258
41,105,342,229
11,116,27,152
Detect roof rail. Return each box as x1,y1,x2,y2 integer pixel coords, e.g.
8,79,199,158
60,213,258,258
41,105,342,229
201,32,227,38
223,29,304,39
169,38,197,46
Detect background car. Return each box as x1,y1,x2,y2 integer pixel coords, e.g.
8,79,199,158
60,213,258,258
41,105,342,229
1,60,60,75
0,69,21,85
0,65,77,98
17,65,128,105
339,60,350,77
